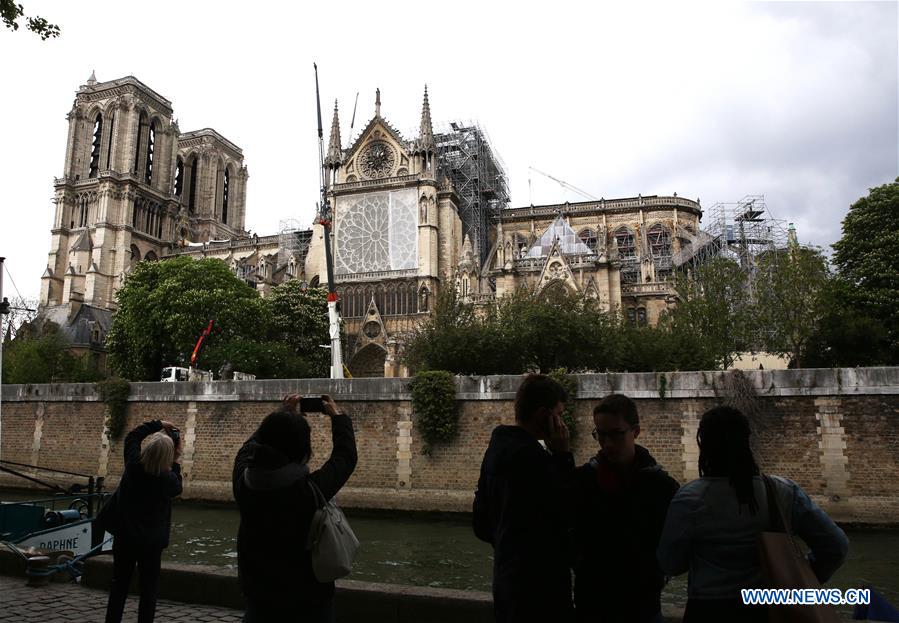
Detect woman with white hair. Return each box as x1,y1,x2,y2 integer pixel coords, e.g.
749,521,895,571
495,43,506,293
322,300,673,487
105,419,183,623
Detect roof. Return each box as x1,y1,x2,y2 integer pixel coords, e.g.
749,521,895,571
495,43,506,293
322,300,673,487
526,216,592,258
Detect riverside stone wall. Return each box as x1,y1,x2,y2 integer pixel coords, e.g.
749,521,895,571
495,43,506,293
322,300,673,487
1,368,898,523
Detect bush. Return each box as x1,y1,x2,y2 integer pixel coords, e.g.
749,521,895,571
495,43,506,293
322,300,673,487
410,370,458,454
548,368,578,438
96,378,131,440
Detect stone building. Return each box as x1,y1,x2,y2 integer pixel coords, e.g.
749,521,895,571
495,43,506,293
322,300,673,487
37,73,701,377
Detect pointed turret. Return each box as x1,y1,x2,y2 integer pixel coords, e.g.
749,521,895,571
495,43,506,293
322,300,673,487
325,100,342,167
418,85,435,151
86,70,97,86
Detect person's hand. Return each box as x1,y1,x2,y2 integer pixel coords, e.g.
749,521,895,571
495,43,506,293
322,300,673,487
322,395,341,418
160,420,177,432
545,411,570,454
283,394,302,414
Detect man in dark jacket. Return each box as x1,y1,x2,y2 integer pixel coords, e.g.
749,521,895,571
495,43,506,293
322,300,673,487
233,394,357,623
573,394,679,623
473,374,575,623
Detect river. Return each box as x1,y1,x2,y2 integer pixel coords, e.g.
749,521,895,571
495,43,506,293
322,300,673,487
3,490,897,612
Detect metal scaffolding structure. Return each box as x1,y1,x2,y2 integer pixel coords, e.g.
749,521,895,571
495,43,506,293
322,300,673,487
434,121,510,265
673,195,790,270
278,218,313,269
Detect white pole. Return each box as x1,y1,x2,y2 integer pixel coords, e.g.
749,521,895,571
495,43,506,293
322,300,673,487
0,256,5,463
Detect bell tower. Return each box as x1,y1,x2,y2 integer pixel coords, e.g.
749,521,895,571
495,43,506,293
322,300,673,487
42,73,180,310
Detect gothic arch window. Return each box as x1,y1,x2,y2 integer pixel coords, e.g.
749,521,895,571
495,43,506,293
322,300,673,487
78,194,90,227
511,233,528,259
145,120,156,185
130,244,141,267
461,276,470,297
626,307,636,324
636,307,647,326
286,256,297,279
648,224,671,258
187,155,199,212
614,227,636,258
222,167,230,225
309,275,320,288
134,111,148,175
579,228,598,253
89,113,103,178
144,250,158,261
174,158,184,196
105,111,116,171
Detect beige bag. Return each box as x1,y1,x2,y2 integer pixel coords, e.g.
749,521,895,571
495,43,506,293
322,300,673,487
757,475,840,623
305,480,359,582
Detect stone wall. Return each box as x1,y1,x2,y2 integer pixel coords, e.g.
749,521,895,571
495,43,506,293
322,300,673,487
2,369,898,523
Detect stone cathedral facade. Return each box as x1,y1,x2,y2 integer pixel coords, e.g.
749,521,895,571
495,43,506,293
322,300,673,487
38,74,701,377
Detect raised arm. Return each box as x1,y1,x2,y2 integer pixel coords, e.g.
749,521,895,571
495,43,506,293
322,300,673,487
123,420,163,464
308,396,358,501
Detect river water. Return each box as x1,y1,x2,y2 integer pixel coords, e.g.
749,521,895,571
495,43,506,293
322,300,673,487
4,490,897,612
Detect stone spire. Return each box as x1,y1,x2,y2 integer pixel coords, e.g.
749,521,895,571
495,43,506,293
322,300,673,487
418,85,435,151
375,88,381,117
325,100,342,166
86,70,98,86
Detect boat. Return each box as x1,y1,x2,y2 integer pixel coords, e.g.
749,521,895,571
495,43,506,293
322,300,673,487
0,459,113,558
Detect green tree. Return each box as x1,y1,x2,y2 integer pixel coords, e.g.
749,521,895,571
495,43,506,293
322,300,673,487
832,179,899,360
266,280,330,377
667,257,752,369
106,257,266,380
752,246,830,367
2,321,102,384
1,1,59,39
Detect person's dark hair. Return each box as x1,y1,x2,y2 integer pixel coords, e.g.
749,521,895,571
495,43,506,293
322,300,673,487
697,406,760,513
515,374,567,424
256,408,312,463
593,393,639,428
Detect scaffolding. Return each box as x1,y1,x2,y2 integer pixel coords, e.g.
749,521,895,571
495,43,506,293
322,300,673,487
673,195,793,297
278,218,313,273
434,121,510,266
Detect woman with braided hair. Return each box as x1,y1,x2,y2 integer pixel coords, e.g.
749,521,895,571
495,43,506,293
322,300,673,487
656,406,848,622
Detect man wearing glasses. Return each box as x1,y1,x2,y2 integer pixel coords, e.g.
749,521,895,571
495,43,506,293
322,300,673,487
572,394,679,623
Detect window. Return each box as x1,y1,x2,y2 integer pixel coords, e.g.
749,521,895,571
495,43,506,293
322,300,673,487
579,228,598,253
89,114,102,178
105,112,115,171
648,224,671,258
188,156,199,212
614,227,636,258
145,121,156,184
636,308,647,326
222,168,230,224
174,159,183,196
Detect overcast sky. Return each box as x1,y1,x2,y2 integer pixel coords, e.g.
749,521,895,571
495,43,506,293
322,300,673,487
0,0,896,302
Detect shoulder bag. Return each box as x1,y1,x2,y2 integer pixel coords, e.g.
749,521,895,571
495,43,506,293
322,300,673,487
757,475,841,623
305,479,359,582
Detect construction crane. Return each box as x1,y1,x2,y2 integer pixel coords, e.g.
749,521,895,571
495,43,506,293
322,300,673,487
528,166,599,202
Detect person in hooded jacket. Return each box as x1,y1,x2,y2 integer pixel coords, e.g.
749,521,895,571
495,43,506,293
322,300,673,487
473,373,574,623
233,394,357,623
104,419,183,623
572,394,679,623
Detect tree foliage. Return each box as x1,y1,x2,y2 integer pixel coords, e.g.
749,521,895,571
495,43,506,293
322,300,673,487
832,178,899,360
752,247,830,368
106,257,331,380
106,257,266,380
1,1,59,39
410,370,458,454
2,320,102,384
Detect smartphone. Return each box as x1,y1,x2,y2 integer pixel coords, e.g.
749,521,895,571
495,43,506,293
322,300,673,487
300,396,325,413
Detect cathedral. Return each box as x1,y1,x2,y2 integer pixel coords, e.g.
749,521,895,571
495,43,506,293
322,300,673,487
39,74,702,377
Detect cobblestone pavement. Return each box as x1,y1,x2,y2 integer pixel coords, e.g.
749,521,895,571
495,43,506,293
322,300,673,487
0,574,244,622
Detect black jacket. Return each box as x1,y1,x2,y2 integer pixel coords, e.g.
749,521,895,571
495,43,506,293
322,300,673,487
473,425,576,623
232,414,357,610
115,420,183,550
572,445,679,623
